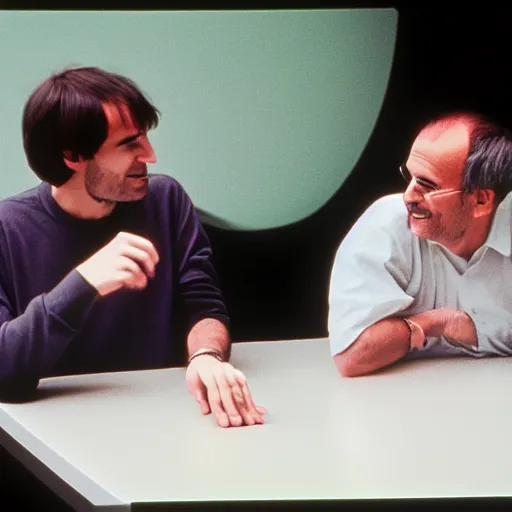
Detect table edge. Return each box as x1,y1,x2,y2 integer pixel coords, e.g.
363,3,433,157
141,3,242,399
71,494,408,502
0,408,130,511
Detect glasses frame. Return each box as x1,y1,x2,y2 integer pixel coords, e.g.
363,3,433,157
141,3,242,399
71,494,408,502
399,164,463,200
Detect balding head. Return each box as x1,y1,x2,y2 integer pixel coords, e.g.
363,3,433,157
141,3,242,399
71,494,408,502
419,112,482,142
408,111,512,204
411,115,475,188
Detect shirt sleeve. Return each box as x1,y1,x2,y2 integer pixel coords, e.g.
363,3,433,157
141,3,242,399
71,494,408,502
173,186,230,332
327,196,416,357
0,270,98,394
463,308,512,356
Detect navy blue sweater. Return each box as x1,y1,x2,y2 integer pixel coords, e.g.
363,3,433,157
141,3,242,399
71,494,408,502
0,174,229,390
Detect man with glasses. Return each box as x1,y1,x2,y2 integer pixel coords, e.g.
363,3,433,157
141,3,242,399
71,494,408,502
328,111,512,377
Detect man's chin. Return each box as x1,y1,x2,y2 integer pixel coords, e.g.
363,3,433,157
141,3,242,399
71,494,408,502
118,192,148,202
118,184,149,202
407,216,432,239
94,190,148,204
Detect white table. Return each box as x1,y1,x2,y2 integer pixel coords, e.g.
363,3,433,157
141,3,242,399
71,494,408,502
1,338,512,510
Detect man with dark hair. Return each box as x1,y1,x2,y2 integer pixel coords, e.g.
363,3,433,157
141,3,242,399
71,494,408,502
0,66,266,427
328,111,512,377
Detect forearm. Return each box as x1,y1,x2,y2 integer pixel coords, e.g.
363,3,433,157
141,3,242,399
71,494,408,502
176,189,231,362
0,271,98,388
335,308,476,377
411,308,478,347
186,317,231,361
334,317,411,377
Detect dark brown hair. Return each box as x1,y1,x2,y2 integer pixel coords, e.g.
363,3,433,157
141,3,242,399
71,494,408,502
22,66,160,186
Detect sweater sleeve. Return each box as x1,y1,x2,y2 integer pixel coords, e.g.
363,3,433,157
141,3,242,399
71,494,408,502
0,270,98,393
173,187,230,332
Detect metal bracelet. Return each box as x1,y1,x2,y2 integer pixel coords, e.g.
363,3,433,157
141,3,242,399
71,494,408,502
187,349,223,364
403,318,427,350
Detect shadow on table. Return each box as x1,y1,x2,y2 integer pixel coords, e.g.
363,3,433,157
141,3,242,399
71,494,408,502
0,381,133,404
337,354,473,380
328,358,421,381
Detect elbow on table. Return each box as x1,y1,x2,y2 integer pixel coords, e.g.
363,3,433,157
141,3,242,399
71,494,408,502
333,351,368,378
330,334,364,377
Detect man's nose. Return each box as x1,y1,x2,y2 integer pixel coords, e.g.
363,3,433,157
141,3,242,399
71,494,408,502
138,137,157,164
403,180,422,204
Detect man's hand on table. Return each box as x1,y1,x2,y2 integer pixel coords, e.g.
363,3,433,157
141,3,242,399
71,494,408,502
186,355,267,428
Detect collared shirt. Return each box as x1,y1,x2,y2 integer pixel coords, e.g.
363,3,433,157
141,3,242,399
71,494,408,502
327,191,512,360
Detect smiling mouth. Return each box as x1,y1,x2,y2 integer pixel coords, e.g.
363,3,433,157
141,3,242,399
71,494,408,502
409,211,431,219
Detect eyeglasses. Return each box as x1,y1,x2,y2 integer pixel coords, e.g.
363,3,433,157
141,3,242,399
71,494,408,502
399,164,462,199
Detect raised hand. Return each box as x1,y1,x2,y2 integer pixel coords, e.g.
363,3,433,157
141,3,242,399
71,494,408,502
76,231,159,296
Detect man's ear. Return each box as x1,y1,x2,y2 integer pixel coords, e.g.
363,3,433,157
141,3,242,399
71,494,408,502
62,150,86,172
473,188,496,218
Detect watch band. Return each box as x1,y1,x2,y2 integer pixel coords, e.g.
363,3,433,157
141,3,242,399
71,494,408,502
403,318,427,351
187,348,224,364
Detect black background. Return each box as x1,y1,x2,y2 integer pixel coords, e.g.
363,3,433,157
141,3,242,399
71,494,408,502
3,2,512,510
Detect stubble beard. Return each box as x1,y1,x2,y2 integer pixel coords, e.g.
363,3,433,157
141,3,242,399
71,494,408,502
84,162,147,204
409,210,468,248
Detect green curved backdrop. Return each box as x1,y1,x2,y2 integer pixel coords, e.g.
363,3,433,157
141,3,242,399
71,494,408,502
0,9,397,230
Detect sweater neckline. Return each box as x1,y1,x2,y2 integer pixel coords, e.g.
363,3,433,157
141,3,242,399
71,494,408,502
37,182,138,229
